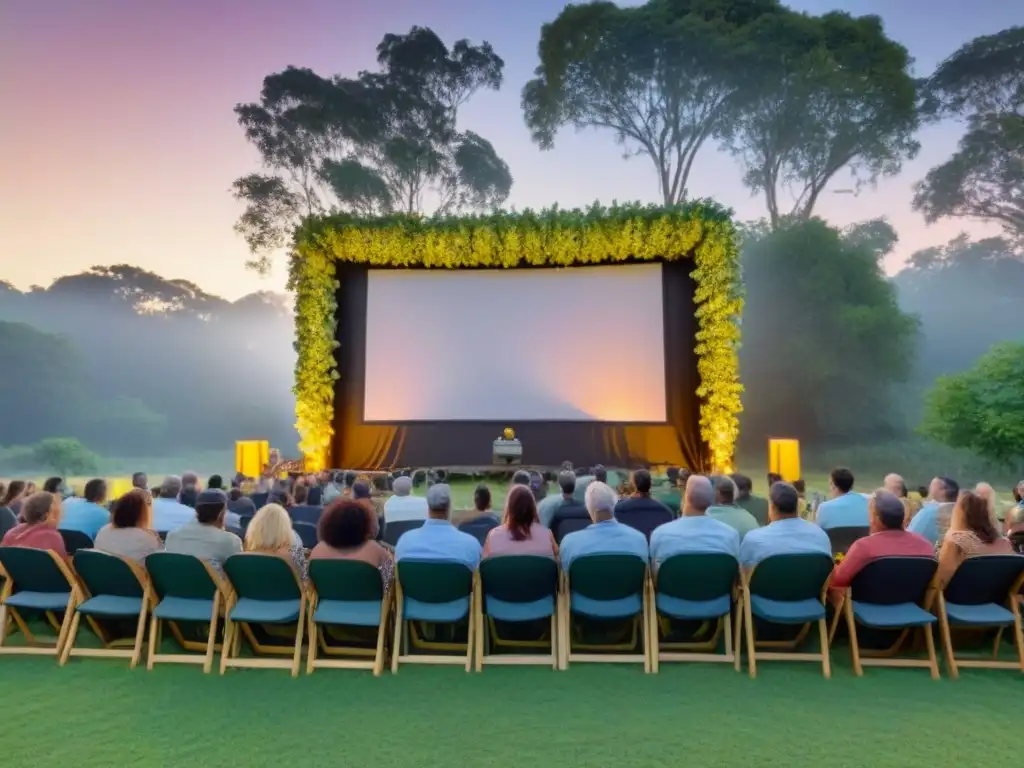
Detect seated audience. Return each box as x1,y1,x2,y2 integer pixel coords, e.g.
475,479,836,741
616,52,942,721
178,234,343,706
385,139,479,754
207,474,224,490
559,481,648,570
95,489,163,563
484,484,557,558
614,469,673,534
131,472,148,492
395,484,481,569
58,478,111,540
1,480,28,516
544,471,589,530
739,482,831,567
383,475,428,524
937,489,1014,586
293,483,309,506
731,473,769,526
244,503,306,579
907,476,959,545
152,475,196,533
706,475,760,541
311,499,394,587
815,468,869,530
975,482,1003,530
164,489,242,574
829,490,934,601
471,484,500,522
539,471,573,527
1,491,67,557
650,475,739,567
322,471,344,504
42,476,63,494
178,471,201,508
227,487,256,519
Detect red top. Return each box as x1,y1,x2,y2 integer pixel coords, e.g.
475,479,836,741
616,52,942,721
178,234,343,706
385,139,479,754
1,523,67,558
831,529,934,591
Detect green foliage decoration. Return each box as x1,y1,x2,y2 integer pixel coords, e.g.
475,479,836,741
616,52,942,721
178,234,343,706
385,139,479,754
290,201,743,470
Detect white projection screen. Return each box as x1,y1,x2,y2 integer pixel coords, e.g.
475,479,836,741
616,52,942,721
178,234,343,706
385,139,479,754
363,264,667,422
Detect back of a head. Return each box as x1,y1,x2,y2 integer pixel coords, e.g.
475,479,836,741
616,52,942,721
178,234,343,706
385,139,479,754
830,467,855,494
195,489,227,525
22,492,56,525
293,484,309,505
392,475,413,497
352,481,371,501
730,473,752,495
685,475,714,514
245,503,293,551
956,490,999,543
632,469,652,495
769,482,799,517
228,488,243,502
474,484,491,512
584,480,616,520
940,477,960,503
207,474,223,490
344,471,358,488
131,472,148,490
42,476,63,494
84,478,107,504
558,471,576,496
319,499,370,549
426,483,452,517
793,478,806,495
715,475,736,505
512,470,531,486
181,471,199,489
766,472,782,487
594,465,608,483
871,489,905,530
161,475,183,499
504,484,538,541
1,480,25,506
112,489,151,530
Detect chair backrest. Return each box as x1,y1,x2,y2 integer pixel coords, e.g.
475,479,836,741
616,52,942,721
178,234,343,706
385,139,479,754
74,549,145,598
656,553,738,601
223,553,302,601
309,559,384,602
748,553,834,601
290,505,322,526
944,554,1024,606
458,516,499,545
250,492,269,510
568,554,646,601
0,547,74,595
826,526,870,555
382,519,424,547
480,555,558,603
617,510,673,542
145,552,219,601
292,521,318,549
60,529,95,555
396,559,473,603
551,516,590,545
849,556,937,605
0,507,17,539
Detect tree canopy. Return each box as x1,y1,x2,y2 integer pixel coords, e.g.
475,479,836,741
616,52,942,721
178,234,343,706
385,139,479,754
234,27,512,271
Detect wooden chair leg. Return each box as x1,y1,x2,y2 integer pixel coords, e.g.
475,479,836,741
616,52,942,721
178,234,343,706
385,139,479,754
219,620,234,675
923,624,940,680
937,602,958,680
474,599,484,673
291,599,306,678
463,593,474,674
733,598,743,672
818,617,831,679
647,589,658,674
844,598,863,676
203,595,220,674
130,605,149,669
390,599,403,674
1012,600,1024,672
549,612,558,670
992,626,1005,659
147,615,159,671
828,597,844,644
743,589,757,679
55,594,78,658
306,617,318,675
0,605,8,647
58,611,82,666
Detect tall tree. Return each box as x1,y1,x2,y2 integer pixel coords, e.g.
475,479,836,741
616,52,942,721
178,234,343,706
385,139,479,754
233,28,512,272
728,10,920,228
522,0,778,206
914,27,1024,243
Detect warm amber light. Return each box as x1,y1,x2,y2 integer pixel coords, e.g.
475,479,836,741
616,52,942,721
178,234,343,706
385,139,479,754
503,427,515,440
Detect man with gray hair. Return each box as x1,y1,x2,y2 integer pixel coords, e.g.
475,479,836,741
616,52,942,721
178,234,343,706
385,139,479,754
151,474,196,534
649,474,740,567
394,483,480,569
706,475,760,542
383,475,429,525
558,481,648,570
739,481,831,567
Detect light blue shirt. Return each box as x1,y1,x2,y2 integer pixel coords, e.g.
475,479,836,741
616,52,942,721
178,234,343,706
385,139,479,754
152,498,196,533
537,494,565,527
649,514,740,567
815,493,870,530
559,519,649,570
395,518,481,570
58,499,110,540
739,516,832,567
907,502,943,545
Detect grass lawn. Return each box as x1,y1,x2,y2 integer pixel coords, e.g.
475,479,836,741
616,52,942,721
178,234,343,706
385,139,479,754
3,654,1015,767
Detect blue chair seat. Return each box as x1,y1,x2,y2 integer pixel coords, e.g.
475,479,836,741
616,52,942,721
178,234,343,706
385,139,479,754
154,597,216,622
749,595,824,624
5,591,71,611
570,592,642,619
944,601,1015,626
230,598,301,624
852,601,936,628
403,596,470,623
77,595,144,617
313,599,383,628
485,595,554,622
656,592,730,620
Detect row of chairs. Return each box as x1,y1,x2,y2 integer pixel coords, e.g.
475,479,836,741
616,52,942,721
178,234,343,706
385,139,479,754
2,547,1022,679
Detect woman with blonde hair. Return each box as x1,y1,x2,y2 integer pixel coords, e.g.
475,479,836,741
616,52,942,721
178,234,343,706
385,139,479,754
937,489,1013,586
95,489,163,563
974,482,1003,531
1,491,67,557
244,503,306,578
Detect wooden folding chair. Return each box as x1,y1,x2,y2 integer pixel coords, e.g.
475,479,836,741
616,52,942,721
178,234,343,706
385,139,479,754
145,552,228,673
220,553,306,677
391,560,475,673
0,547,82,657
740,552,834,679
307,559,391,676
60,550,153,668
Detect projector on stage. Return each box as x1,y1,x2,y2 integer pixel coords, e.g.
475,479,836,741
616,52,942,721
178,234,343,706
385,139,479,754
493,438,523,465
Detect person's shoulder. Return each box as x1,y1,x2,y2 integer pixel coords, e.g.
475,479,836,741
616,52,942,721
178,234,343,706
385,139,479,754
456,527,482,548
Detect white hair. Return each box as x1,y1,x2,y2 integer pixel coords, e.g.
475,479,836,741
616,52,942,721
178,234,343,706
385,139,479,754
393,476,412,496
585,481,617,519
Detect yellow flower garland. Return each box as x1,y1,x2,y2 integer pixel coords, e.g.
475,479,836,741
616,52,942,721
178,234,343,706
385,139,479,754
290,201,743,471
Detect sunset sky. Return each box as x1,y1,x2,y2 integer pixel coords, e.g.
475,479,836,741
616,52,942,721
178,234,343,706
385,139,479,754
1,0,1019,299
